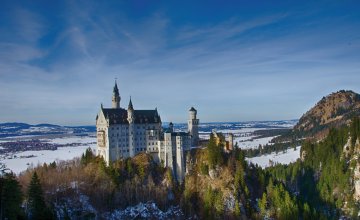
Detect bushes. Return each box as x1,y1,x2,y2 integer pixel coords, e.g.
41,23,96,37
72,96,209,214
199,163,209,176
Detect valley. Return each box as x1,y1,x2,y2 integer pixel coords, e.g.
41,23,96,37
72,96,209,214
0,120,297,174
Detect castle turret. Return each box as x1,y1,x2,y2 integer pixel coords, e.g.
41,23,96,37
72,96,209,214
112,80,121,109
169,122,174,133
127,97,135,157
176,135,185,182
228,133,234,151
188,107,199,146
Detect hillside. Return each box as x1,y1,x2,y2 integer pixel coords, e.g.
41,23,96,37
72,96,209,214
4,119,360,219
292,90,360,140
0,122,96,138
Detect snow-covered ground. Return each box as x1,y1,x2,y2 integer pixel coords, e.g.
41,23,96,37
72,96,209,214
237,136,277,149
103,201,184,219
44,136,96,145
1,136,96,174
246,147,301,168
200,127,279,150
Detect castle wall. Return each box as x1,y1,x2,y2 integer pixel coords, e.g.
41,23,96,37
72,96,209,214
96,84,199,182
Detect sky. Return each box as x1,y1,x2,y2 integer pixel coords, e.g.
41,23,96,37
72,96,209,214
0,0,359,125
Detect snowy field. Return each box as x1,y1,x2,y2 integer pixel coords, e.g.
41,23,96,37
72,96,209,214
246,147,301,168
1,136,96,174
44,136,96,145
199,127,281,150
237,136,277,149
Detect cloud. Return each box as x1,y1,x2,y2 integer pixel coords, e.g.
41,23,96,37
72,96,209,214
0,1,359,124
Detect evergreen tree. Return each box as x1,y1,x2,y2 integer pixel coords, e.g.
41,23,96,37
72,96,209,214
81,147,94,165
207,134,223,169
258,192,267,217
27,172,52,220
234,198,241,217
0,173,23,220
303,203,312,219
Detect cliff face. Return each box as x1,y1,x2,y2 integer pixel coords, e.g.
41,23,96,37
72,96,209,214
294,90,360,140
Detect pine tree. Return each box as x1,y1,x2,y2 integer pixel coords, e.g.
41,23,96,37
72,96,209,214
303,203,311,219
234,198,241,218
27,172,52,220
258,192,267,217
0,173,23,220
207,134,223,169
81,147,94,165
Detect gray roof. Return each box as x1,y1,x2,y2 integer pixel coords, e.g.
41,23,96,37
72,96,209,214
189,107,196,112
101,108,161,125
128,98,134,110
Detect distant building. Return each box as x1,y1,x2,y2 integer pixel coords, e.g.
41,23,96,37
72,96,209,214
212,130,234,153
96,81,200,181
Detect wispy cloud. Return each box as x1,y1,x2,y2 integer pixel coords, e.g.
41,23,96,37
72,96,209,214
0,1,359,124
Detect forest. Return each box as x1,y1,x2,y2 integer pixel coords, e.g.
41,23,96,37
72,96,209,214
1,118,360,219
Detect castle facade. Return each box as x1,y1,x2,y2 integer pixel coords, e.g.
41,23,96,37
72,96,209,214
96,81,199,181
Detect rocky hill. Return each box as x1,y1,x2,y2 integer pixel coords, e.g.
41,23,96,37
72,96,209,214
293,90,360,140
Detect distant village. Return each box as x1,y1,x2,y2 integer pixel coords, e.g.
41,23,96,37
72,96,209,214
0,139,93,155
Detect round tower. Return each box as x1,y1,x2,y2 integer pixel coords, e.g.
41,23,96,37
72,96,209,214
189,107,197,120
188,107,199,146
228,133,234,151
112,80,121,109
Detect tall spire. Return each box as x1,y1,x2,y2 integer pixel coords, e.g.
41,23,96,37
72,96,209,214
112,79,121,109
128,96,134,110
113,79,119,96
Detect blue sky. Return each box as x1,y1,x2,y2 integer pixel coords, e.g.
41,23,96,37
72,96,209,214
0,0,359,125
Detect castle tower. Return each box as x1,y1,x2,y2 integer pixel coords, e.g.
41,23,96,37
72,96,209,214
228,133,234,151
188,107,199,146
169,122,174,133
127,97,135,157
112,80,121,109
176,136,185,182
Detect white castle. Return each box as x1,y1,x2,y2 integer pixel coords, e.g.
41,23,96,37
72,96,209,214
96,81,199,181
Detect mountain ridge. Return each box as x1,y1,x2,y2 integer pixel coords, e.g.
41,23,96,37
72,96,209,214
291,90,360,140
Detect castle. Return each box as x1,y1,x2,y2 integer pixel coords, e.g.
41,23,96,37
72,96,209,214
212,130,234,153
96,81,199,181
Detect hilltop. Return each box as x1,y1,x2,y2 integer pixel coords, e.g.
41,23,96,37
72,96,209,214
288,90,360,140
